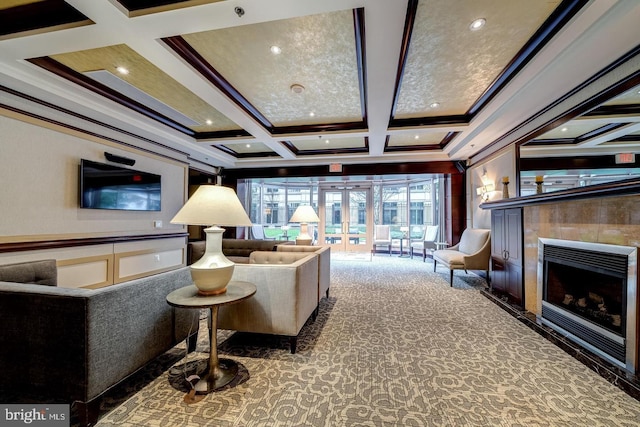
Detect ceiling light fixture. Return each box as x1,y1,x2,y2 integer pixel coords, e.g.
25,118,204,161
116,66,129,75
325,139,330,144
429,102,440,108
270,45,281,55
309,112,315,117
561,127,568,132
246,144,251,148
205,119,213,125
469,18,486,31
414,135,419,140
290,84,305,94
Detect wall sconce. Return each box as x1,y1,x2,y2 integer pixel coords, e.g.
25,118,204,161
476,183,495,202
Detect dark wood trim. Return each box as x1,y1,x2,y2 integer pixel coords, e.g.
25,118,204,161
27,57,196,136
467,0,588,117
0,85,190,161
281,137,369,156
222,161,462,182
384,131,459,152
196,129,252,140
270,120,367,136
527,122,630,146
471,44,640,163
353,8,368,125
0,233,188,254
162,35,273,131
389,115,469,128
480,176,640,209
0,0,91,38
585,103,640,118
113,0,190,13
212,145,281,159
390,0,418,120
520,154,640,171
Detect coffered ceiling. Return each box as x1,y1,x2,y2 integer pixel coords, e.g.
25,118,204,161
0,0,639,172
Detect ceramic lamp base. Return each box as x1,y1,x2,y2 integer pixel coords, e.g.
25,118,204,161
190,225,235,295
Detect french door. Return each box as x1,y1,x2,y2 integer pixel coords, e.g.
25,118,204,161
318,184,372,252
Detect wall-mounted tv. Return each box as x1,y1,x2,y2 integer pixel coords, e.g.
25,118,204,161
80,159,161,211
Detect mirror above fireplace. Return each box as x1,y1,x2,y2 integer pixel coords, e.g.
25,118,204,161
519,80,640,196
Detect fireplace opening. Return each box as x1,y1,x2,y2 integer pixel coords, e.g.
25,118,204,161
538,238,637,373
545,260,625,336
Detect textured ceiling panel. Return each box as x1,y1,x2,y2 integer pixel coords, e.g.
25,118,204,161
50,44,240,132
220,142,276,154
388,132,447,147
290,136,364,151
395,0,560,119
536,121,611,140
182,9,362,127
602,84,640,105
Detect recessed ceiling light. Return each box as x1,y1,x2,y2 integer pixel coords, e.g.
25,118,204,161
290,84,305,94
309,112,315,117
205,119,213,125
414,135,419,140
270,45,281,55
325,139,330,144
116,66,129,75
246,144,251,148
561,127,568,132
469,18,486,31
429,102,440,108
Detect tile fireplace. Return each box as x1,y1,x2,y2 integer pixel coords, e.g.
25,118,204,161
537,238,637,373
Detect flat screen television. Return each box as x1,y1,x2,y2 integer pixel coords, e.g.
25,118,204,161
79,159,161,211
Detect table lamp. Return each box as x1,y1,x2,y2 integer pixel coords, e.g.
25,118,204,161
171,185,252,295
289,205,319,245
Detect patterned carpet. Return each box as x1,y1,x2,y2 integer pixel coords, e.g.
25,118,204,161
93,255,640,426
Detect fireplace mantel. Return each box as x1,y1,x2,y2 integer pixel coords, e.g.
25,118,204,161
480,177,640,210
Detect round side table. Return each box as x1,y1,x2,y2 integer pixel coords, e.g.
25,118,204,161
166,280,256,394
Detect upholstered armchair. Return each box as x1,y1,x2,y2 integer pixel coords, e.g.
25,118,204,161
372,224,392,255
409,225,439,262
432,228,491,286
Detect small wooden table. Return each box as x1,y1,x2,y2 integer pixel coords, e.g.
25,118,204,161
166,281,256,394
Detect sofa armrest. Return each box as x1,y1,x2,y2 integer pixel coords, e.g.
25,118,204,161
0,267,198,404
462,236,491,270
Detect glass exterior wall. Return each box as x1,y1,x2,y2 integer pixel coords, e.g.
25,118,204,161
242,176,440,242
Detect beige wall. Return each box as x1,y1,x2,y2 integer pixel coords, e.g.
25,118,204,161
0,113,188,243
467,146,516,229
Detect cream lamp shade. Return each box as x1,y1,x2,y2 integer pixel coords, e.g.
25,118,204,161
171,185,252,295
289,205,319,245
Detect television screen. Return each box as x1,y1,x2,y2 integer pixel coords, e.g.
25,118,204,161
80,159,161,211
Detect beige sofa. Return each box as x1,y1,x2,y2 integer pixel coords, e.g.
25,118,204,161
432,228,491,287
218,251,319,353
277,244,331,301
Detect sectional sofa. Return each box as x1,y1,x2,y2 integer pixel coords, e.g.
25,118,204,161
0,260,199,427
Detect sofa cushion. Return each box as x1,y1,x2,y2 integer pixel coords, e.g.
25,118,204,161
249,251,311,265
458,229,491,255
432,250,466,268
0,259,57,286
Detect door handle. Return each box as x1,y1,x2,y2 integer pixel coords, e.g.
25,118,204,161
504,250,510,261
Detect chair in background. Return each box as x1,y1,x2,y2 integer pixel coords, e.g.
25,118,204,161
251,225,276,240
372,225,392,255
432,228,491,286
410,225,439,262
